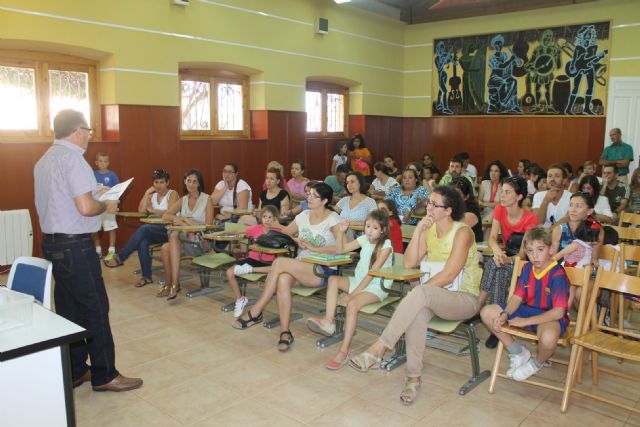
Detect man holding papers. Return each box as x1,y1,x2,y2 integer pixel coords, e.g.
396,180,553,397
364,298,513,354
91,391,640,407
34,109,143,392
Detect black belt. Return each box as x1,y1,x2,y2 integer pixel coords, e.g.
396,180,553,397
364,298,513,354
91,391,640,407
43,233,92,242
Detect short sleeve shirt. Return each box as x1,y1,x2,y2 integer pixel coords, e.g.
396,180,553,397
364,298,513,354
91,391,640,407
34,139,101,234
371,177,399,194
294,210,341,258
324,175,345,196
601,142,634,176
287,178,308,198
604,182,630,212
515,261,570,324
385,186,430,224
336,196,377,222
214,179,253,213
94,170,120,187
493,204,540,246
532,190,572,227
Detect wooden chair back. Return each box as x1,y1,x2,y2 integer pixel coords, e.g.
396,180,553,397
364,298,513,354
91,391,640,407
618,211,640,227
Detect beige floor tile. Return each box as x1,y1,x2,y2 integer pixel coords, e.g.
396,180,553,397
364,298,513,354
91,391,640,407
259,372,356,423
537,392,632,422
78,397,182,427
74,385,143,425
308,396,416,426
143,375,242,425
123,355,195,399
418,393,531,427
192,399,305,427
207,354,298,395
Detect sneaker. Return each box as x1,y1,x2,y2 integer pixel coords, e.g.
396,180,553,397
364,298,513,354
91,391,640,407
506,347,531,377
233,263,253,276
306,317,336,336
233,296,249,318
104,252,114,262
511,358,542,382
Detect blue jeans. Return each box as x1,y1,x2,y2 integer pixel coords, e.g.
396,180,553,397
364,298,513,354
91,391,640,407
118,224,168,280
42,234,119,386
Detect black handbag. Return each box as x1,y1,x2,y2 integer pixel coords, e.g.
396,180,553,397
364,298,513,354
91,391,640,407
255,230,298,256
505,232,524,257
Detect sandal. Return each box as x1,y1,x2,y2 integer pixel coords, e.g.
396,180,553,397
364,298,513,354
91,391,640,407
166,284,181,301
103,254,123,268
157,284,171,298
277,330,294,352
135,277,153,288
349,351,382,373
326,351,349,370
232,309,263,330
400,378,422,406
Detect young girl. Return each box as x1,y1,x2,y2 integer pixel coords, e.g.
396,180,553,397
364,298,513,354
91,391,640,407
224,205,282,317
551,192,603,306
332,141,348,175
307,210,393,369
287,160,309,205
377,199,404,255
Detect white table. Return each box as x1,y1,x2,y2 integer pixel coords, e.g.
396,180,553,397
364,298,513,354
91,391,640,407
0,303,88,427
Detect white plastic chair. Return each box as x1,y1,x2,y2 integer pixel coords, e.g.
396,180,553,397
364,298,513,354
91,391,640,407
7,256,52,309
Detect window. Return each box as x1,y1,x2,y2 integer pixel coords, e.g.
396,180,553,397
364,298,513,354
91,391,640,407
305,82,348,137
180,69,249,138
0,50,99,142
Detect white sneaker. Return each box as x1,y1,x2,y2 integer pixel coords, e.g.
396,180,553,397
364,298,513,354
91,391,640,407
233,263,253,276
511,358,542,382
506,347,531,377
233,296,249,318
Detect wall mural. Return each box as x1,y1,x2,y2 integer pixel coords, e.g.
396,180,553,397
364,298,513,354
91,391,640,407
432,22,610,116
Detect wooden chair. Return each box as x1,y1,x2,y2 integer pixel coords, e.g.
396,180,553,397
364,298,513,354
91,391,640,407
610,225,640,244
488,258,592,409
617,243,640,324
562,268,640,414
618,211,640,227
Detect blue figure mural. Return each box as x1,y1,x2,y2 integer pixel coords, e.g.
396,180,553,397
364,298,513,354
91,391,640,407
434,41,456,115
487,35,523,113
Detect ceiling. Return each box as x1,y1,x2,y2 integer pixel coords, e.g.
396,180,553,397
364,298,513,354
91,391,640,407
343,0,598,25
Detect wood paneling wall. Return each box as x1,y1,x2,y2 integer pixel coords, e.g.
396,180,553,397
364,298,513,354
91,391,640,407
0,106,605,257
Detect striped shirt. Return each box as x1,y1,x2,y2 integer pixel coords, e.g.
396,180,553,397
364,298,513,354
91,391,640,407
515,261,570,323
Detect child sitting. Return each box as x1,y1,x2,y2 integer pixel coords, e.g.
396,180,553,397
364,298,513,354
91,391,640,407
377,199,404,255
307,210,393,370
224,205,281,317
480,226,570,381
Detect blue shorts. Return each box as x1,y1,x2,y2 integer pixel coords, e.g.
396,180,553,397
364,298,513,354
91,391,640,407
316,265,338,287
499,303,568,335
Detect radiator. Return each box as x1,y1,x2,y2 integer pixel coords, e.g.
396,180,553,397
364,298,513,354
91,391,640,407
0,209,33,265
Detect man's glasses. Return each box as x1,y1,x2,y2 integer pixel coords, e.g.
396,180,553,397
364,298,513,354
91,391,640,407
306,192,320,199
78,126,92,135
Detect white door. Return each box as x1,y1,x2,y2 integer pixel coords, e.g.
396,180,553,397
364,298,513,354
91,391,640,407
606,77,640,174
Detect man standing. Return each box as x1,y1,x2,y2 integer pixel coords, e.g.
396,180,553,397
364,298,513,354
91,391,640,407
34,109,142,392
602,165,629,222
600,128,634,184
532,164,572,227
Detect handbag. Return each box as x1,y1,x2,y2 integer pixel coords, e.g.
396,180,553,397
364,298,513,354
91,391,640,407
255,230,298,256
419,259,464,292
355,158,368,170
505,232,524,257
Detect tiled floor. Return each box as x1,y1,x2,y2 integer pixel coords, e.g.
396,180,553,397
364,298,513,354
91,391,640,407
69,262,640,426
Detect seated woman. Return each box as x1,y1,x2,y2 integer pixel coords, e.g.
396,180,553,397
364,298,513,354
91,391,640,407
348,134,372,177
369,162,399,200
577,175,614,224
449,176,483,243
287,160,309,206
385,168,430,225
335,171,377,227
262,161,288,191
241,167,289,226
158,169,213,300
478,176,539,348
383,154,401,179
210,162,253,221
348,186,482,406
479,160,509,224
104,169,179,286
232,182,342,352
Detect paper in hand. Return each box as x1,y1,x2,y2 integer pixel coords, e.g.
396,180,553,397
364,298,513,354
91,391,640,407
99,177,134,201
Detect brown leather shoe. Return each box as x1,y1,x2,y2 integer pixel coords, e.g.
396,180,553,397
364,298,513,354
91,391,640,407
92,374,143,392
73,370,91,388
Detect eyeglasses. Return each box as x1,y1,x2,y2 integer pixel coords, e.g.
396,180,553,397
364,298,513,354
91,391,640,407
426,200,447,209
306,192,320,199
222,169,237,174
78,126,92,135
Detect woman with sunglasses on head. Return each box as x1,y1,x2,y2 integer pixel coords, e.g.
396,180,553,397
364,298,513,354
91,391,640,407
103,169,179,287
478,176,539,348
210,162,253,221
576,175,614,224
232,182,342,352
348,186,481,406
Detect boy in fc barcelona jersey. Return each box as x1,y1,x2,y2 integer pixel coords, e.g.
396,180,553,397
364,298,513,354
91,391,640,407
481,226,570,382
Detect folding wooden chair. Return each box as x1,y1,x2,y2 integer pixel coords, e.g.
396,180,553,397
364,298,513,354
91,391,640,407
618,211,640,227
562,267,640,414
488,258,592,409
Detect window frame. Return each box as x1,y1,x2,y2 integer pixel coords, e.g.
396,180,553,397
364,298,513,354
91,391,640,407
305,81,348,138
179,69,249,139
0,50,100,143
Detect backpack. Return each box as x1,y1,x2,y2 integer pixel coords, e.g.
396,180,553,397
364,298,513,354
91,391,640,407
255,230,298,257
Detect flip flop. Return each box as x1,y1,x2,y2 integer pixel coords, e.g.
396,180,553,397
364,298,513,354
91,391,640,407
349,351,382,372
103,254,123,268
135,277,153,288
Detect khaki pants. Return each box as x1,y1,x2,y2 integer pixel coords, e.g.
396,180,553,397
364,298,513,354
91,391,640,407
379,285,480,377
